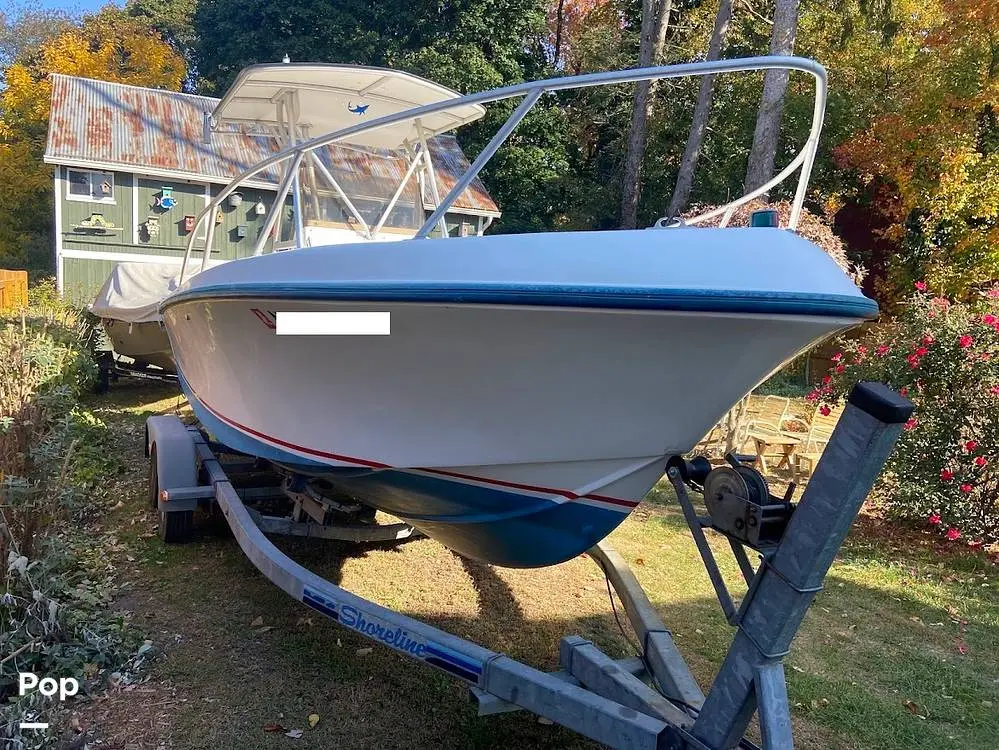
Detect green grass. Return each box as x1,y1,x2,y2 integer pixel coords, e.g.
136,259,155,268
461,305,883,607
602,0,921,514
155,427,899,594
70,382,998,750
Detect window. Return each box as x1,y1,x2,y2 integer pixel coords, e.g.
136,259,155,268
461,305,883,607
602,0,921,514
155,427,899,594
66,169,115,203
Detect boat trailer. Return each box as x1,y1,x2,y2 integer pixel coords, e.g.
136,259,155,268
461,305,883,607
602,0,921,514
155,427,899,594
145,382,911,750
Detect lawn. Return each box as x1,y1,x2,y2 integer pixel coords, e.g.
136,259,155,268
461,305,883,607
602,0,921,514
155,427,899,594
71,381,999,750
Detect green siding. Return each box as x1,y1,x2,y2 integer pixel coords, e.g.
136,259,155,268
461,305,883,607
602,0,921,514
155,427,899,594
58,166,487,304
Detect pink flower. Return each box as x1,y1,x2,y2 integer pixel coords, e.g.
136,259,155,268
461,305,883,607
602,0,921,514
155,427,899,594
822,375,831,385
965,440,978,452
968,540,984,550
928,513,942,525
988,287,999,299
940,469,954,481
899,386,909,396
915,346,929,357
819,405,831,416
974,456,987,468
903,418,918,431
907,354,921,368
835,364,845,374
991,386,999,396
831,352,843,362
959,335,974,348
946,527,961,541
922,334,934,345
857,345,868,355
915,281,927,291
959,484,973,494
806,390,820,402
876,344,890,355
984,314,997,325
931,297,950,309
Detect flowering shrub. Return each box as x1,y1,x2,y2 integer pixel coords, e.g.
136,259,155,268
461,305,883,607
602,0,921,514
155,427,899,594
812,284,999,546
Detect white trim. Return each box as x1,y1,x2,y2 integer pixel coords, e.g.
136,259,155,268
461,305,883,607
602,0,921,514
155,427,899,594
131,172,139,246
65,167,116,204
60,248,190,265
54,166,64,294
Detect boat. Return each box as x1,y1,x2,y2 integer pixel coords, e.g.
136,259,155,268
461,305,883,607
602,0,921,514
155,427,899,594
88,63,492,376
162,56,878,567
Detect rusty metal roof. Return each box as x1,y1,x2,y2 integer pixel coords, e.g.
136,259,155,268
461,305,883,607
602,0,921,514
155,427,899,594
44,74,499,215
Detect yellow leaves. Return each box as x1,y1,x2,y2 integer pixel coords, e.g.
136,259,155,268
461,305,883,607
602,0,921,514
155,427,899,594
1,10,186,145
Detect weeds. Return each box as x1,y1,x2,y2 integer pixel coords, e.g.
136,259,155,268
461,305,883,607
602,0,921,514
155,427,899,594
1,283,139,748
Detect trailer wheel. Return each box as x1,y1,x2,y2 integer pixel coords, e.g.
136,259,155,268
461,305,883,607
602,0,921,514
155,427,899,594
149,442,194,543
148,444,161,510
160,507,194,544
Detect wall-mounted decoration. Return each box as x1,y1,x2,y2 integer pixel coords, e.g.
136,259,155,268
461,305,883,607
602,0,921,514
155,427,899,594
155,186,177,210
228,193,243,207
215,209,224,225
254,201,267,216
142,215,160,241
73,212,122,234
236,224,248,238
183,215,196,233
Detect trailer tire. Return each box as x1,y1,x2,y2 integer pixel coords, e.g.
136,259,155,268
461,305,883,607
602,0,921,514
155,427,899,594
160,507,194,544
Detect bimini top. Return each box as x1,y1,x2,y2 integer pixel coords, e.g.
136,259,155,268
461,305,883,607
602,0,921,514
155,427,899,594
211,64,487,150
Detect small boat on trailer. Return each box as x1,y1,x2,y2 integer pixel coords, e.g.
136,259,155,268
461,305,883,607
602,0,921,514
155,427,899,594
145,56,910,749
89,63,491,382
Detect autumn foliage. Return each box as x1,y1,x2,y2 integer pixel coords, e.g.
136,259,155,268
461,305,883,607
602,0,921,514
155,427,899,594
815,285,999,546
0,7,185,271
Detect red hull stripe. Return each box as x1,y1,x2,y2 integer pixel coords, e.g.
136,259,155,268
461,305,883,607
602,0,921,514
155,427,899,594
195,393,640,509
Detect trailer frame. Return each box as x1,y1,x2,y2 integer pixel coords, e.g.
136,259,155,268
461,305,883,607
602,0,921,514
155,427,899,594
145,382,911,750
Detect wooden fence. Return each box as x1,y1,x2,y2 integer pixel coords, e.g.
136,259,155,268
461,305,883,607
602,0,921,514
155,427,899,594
0,270,28,312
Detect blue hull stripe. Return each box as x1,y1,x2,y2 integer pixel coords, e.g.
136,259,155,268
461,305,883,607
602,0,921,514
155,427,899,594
163,282,879,319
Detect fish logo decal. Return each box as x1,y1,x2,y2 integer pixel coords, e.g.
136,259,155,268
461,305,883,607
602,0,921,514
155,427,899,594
347,102,370,115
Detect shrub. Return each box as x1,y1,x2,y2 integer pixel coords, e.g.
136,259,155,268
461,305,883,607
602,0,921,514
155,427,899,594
814,284,999,546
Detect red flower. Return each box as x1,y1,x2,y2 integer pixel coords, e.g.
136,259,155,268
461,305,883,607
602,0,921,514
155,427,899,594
806,390,820,402
821,375,831,385
928,513,942,525
876,344,890,355
907,354,920,368
959,484,973,494
946,527,961,541
965,440,978,451
915,346,929,356
984,314,997,325
974,456,987,468
857,345,868,354
988,287,999,299
931,297,950,309
835,364,845,374
831,352,843,362
968,540,984,550
903,418,918,431
899,386,909,396
991,386,999,396
959,335,974,348
940,468,954,481
922,335,934,345
819,405,831,416
915,281,927,291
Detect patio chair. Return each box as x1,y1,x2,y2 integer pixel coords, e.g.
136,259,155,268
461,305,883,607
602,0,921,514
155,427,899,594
792,402,846,482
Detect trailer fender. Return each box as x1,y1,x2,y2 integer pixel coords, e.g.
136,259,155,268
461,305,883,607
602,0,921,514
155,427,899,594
145,415,197,492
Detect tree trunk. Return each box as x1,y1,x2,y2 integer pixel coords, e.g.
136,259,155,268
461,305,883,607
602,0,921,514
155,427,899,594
743,0,800,194
619,0,673,229
667,0,734,218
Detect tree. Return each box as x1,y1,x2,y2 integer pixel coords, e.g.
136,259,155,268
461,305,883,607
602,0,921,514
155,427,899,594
0,1,75,69
667,0,734,217
619,0,673,229
0,7,186,273
743,0,799,193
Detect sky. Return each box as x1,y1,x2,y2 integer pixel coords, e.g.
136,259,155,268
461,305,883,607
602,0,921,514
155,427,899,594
8,0,123,15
